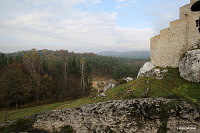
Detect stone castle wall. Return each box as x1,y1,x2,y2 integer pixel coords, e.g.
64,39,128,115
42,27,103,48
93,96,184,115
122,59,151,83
150,0,200,67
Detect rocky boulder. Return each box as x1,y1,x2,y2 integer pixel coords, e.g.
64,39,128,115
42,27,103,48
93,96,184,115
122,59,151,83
98,79,116,97
32,98,200,133
124,77,134,83
192,41,200,49
137,62,168,79
137,62,155,78
179,49,200,82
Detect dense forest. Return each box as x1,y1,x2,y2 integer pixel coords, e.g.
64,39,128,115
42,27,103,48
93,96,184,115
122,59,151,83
87,57,148,79
0,49,147,109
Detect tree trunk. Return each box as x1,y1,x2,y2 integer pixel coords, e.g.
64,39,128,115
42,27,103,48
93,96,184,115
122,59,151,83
64,60,67,97
81,64,85,95
15,88,18,110
36,73,40,102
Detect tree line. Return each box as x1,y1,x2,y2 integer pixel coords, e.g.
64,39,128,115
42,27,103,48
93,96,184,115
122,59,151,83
0,49,146,109
86,56,147,79
0,49,92,109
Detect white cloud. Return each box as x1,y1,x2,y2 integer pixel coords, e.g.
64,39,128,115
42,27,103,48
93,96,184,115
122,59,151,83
116,0,127,2
0,0,153,53
115,0,137,9
92,0,102,4
148,0,189,34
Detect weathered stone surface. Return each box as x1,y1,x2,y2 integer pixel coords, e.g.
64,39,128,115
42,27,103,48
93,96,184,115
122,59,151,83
137,62,155,78
98,92,106,97
192,41,200,49
179,49,200,82
137,62,168,79
97,79,116,97
124,77,134,83
103,83,115,92
0,120,16,128
33,98,200,133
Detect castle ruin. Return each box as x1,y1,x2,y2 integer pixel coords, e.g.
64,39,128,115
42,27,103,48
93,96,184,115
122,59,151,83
150,0,200,67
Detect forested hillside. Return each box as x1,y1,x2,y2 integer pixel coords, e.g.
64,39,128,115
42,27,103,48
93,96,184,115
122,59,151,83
0,49,147,110
0,49,93,110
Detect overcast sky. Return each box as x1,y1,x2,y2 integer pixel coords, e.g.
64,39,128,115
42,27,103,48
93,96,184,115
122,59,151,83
0,0,189,53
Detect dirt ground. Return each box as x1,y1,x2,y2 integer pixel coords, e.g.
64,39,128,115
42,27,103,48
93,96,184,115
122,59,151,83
92,76,111,92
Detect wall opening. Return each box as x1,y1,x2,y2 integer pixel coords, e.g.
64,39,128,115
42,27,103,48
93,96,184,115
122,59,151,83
196,17,200,33
196,20,199,27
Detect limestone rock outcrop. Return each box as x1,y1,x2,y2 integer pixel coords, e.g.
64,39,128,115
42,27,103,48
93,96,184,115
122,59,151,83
103,79,116,92
137,62,168,79
124,77,134,83
33,98,200,133
179,49,200,82
137,62,155,78
98,79,116,97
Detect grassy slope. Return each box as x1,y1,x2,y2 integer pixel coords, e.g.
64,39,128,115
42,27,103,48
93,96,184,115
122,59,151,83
0,68,199,123
58,68,200,109
0,102,65,123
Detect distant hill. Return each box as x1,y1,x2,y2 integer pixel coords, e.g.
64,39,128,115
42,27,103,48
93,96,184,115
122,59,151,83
6,49,97,59
97,51,150,59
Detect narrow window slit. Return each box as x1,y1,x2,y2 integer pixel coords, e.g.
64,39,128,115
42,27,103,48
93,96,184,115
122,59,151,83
196,20,199,27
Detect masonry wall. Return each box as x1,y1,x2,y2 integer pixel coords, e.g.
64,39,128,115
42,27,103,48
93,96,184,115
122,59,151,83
150,0,200,67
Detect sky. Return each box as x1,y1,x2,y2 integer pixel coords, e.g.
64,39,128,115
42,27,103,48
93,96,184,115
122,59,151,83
0,0,189,53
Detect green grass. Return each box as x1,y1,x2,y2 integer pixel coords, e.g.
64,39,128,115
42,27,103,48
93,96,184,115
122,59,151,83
0,68,199,123
58,68,200,109
0,102,65,123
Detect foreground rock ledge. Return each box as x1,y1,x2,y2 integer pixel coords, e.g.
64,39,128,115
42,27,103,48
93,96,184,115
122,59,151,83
32,98,200,133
